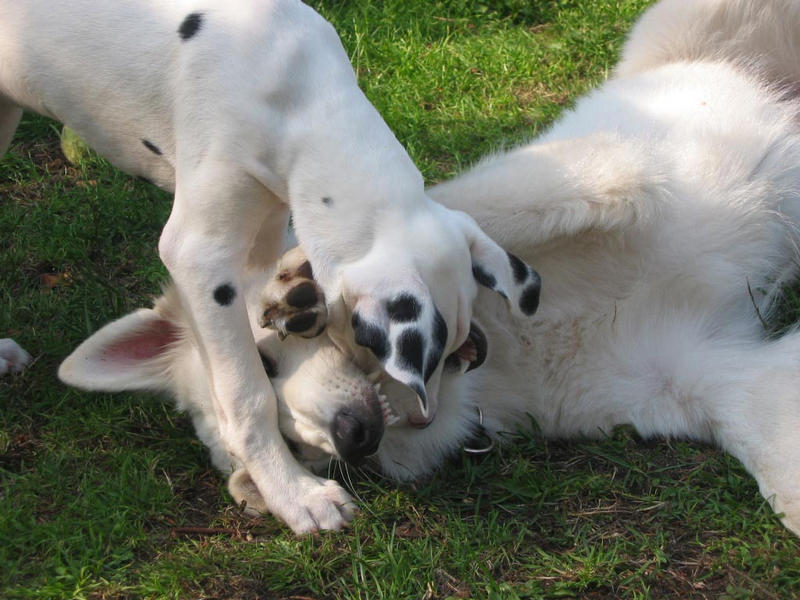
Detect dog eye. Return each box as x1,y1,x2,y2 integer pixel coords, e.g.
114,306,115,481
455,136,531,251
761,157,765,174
259,350,278,378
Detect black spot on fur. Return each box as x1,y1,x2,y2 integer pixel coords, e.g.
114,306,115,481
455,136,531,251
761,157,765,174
352,312,390,361
178,12,203,40
424,308,448,381
385,294,421,322
507,252,529,284
259,350,278,378
213,284,236,306
519,279,541,315
285,281,318,309
432,308,447,350
424,346,443,382
295,260,313,280
472,264,496,289
321,196,333,206
397,328,425,376
142,139,162,155
286,312,317,333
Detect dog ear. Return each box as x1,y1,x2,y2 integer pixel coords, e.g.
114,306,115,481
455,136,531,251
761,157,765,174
466,217,541,318
58,307,183,392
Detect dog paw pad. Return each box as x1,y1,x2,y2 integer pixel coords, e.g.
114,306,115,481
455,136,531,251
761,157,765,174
260,254,327,339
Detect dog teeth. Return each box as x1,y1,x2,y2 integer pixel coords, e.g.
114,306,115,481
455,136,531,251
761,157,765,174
377,393,399,426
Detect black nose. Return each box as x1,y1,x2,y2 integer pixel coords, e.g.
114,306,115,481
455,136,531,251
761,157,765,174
331,407,384,465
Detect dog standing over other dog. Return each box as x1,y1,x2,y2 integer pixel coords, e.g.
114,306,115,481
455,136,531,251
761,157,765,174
0,0,540,533
60,0,800,537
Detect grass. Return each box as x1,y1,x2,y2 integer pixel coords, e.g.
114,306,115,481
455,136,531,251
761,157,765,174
2,0,799,598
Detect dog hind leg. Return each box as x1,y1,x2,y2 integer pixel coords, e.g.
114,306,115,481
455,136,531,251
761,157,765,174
561,296,800,536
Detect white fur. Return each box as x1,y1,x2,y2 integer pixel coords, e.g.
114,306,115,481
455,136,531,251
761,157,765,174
0,338,31,375
58,0,800,536
0,0,535,532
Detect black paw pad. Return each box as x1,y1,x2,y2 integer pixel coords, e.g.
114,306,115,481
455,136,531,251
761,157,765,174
285,312,318,334
285,281,319,309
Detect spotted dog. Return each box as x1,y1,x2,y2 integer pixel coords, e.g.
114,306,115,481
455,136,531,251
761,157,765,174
1,0,539,533
61,0,800,537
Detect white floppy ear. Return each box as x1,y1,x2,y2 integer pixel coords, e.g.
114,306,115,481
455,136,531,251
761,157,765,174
58,307,183,392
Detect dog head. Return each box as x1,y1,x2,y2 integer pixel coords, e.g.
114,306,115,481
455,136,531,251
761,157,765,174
58,249,493,481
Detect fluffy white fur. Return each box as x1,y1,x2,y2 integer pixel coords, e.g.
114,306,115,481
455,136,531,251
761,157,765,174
60,0,800,536
0,338,31,375
0,0,536,532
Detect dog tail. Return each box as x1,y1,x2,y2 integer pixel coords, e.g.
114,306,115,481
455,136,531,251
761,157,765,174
616,0,800,91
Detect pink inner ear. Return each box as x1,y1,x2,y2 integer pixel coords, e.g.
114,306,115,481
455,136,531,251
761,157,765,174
101,319,181,362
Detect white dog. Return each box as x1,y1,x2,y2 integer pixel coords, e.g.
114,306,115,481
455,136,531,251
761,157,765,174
0,1,539,532
60,0,800,536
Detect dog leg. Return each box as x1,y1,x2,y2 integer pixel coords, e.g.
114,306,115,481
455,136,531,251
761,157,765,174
701,334,800,537
547,294,800,535
0,97,22,156
159,167,354,533
429,133,663,256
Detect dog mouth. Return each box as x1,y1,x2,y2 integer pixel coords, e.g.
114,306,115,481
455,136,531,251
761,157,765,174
371,379,402,426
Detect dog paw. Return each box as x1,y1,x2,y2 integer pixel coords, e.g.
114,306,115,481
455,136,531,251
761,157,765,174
329,204,541,424
760,482,800,538
0,339,32,376
259,247,328,339
229,468,356,533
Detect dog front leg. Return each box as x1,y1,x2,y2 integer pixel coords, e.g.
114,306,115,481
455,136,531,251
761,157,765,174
159,169,355,533
428,133,662,254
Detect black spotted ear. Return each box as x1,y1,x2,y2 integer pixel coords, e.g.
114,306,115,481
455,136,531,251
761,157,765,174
467,220,541,317
350,291,447,421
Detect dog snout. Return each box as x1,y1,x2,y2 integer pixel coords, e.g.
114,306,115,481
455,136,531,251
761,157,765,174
331,405,385,465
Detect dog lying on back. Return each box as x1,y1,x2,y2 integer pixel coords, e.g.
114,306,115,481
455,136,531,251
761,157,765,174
61,0,800,536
